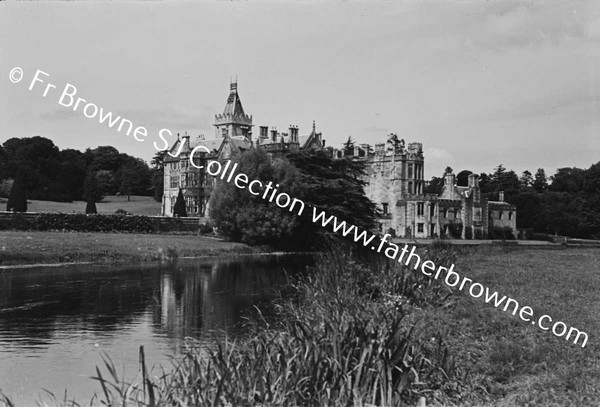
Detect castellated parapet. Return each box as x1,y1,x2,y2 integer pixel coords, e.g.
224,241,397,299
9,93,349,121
339,135,516,239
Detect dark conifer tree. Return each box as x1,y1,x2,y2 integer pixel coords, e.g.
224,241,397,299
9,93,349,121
173,189,187,217
85,198,97,214
84,171,99,214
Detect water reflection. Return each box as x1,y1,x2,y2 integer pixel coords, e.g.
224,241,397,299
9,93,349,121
0,254,310,404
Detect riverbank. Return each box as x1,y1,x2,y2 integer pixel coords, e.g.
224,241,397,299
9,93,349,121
1,240,598,406
0,230,253,266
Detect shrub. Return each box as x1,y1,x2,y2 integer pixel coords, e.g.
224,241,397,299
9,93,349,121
448,222,463,239
490,226,515,240
501,226,515,240
530,232,555,242
198,222,213,235
464,226,473,240
114,208,130,215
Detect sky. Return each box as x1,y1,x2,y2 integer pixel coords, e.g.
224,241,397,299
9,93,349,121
1,0,599,179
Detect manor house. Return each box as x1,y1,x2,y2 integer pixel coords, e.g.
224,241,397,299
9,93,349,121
162,82,517,239
340,138,517,239
162,82,324,218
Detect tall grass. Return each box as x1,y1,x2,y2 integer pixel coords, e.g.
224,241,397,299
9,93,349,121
1,243,460,407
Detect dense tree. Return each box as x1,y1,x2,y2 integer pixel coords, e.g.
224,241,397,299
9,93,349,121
532,168,548,192
55,149,86,201
89,146,121,172
173,189,188,217
118,158,152,200
343,136,355,156
549,167,585,193
425,176,444,195
286,149,378,235
95,170,117,196
6,175,27,212
2,136,61,201
151,151,167,202
583,162,600,194
520,170,533,191
210,148,378,248
0,145,6,180
479,164,520,201
478,172,490,190
456,170,473,187
0,137,154,202
83,171,102,204
210,149,300,245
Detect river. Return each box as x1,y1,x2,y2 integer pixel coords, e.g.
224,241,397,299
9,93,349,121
0,254,311,405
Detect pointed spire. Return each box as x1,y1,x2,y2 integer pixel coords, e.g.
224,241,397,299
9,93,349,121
224,81,244,116
215,80,252,129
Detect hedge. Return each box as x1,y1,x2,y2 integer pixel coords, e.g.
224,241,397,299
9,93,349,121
0,213,154,233
489,226,515,240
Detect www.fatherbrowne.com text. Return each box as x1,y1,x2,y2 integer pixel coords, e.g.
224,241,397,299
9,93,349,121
9,66,589,348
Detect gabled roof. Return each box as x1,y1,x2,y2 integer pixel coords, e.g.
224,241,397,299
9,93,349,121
299,120,323,150
488,201,516,210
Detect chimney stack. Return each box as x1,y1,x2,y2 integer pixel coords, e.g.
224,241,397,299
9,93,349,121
445,172,456,197
468,173,479,188
289,125,298,143
271,128,278,142
259,126,268,138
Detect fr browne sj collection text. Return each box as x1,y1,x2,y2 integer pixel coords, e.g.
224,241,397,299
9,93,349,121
10,67,181,154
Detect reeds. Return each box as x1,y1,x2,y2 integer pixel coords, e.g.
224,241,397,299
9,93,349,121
0,243,458,407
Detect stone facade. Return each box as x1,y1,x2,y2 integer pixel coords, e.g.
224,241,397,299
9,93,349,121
163,82,517,239
341,137,517,239
162,82,324,217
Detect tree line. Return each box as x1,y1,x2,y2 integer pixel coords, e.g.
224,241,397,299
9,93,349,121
426,163,600,239
2,136,597,240
0,136,160,210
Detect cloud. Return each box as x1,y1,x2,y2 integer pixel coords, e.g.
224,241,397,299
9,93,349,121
457,1,599,51
426,147,453,162
39,101,213,136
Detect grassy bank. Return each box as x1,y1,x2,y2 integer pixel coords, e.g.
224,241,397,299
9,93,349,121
0,195,161,216
0,230,252,266
430,245,600,406
1,245,598,406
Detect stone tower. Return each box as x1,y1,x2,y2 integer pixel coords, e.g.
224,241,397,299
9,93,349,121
214,81,253,140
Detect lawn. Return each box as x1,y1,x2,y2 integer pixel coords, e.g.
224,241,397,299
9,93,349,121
0,195,161,216
420,245,600,406
0,230,252,266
